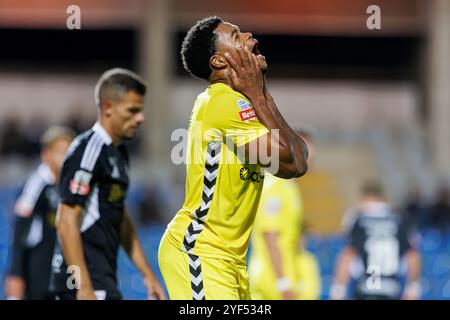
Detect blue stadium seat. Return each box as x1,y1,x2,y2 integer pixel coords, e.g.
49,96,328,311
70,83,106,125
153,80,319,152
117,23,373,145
420,229,444,252
431,253,450,276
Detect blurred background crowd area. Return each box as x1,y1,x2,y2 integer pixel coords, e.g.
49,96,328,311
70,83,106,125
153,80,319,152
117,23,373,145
0,0,449,299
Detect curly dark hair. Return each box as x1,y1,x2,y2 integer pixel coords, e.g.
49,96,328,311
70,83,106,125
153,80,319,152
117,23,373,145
181,16,223,80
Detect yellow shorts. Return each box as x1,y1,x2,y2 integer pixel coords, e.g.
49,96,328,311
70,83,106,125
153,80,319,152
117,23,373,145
295,251,321,300
249,251,321,300
158,231,251,300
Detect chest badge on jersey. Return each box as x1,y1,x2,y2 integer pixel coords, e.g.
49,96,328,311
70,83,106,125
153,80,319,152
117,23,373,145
108,157,120,179
108,184,125,203
236,98,257,122
240,167,264,183
47,210,57,228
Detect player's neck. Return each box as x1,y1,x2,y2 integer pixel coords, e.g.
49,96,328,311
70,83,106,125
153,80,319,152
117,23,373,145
209,72,233,89
97,119,121,145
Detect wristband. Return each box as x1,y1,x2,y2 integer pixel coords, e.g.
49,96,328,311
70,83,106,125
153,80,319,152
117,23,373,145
276,277,292,292
404,281,421,298
330,283,346,300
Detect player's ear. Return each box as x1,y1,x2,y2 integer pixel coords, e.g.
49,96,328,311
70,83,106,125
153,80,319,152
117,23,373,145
210,54,227,70
102,100,113,117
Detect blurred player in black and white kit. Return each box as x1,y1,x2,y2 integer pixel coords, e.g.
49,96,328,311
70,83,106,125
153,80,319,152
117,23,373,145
50,68,166,300
331,181,421,300
4,127,74,300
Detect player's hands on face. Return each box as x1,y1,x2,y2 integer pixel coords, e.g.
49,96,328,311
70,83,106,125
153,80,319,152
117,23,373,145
76,287,97,300
224,45,264,101
144,274,167,300
4,275,25,300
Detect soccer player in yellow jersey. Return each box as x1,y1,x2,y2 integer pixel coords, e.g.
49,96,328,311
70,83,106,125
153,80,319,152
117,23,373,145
249,173,303,299
249,173,321,300
158,16,308,300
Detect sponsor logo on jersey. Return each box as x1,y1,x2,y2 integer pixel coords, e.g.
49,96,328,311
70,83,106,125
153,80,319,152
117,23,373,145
236,98,258,122
70,170,92,196
239,108,257,122
240,167,264,183
236,98,252,110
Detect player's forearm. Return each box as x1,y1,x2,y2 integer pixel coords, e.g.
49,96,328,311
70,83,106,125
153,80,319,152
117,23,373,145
263,232,294,290
406,249,421,282
131,243,156,281
264,233,284,278
331,246,355,299
264,87,308,176
120,213,154,278
247,94,295,164
402,249,422,299
120,214,164,299
9,217,30,277
127,237,154,277
57,213,93,290
333,247,354,284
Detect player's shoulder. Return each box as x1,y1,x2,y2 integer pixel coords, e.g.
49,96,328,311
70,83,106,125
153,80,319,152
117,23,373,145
22,164,55,194
65,129,95,159
349,211,364,229
207,83,248,107
205,85,257,125
64,124,112,171
15,164,54,217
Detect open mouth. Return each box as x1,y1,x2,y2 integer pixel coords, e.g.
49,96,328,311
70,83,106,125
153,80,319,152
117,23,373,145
252,40,261,55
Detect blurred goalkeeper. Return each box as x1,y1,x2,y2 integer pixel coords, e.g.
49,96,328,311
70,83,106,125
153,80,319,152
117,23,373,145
4,126,74,299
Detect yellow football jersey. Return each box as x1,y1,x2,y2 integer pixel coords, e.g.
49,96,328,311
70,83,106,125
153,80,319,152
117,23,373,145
165,82,269,265
249,173,303,298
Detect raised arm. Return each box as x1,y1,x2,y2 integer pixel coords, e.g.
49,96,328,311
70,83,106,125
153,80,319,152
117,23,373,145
263,87,309,176
225,46,308,179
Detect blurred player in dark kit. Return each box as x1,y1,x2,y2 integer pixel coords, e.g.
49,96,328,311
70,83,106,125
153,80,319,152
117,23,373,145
331,181,421,300
5,126,74,299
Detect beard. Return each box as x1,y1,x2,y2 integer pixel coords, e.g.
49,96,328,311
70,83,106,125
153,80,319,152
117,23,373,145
121,131,136,141
122,135,134,141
